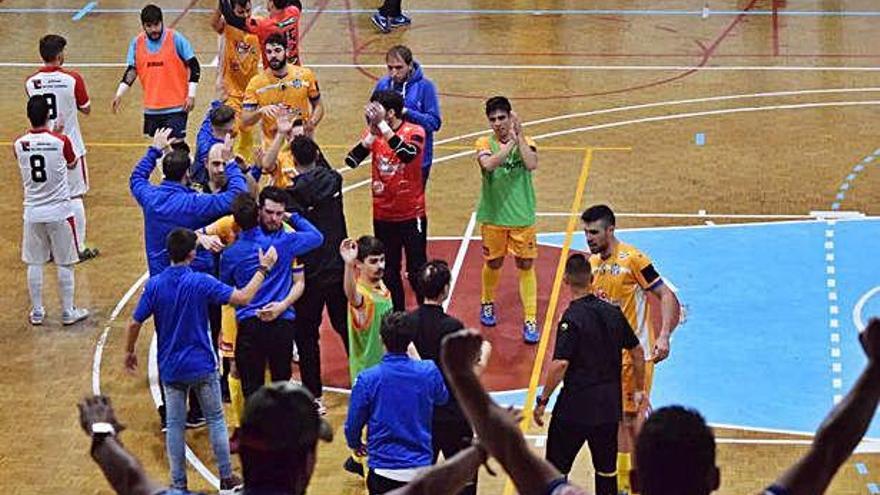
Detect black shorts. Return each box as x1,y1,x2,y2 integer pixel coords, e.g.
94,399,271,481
144,111,188,138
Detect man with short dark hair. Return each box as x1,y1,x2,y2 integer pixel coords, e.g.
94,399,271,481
534,253,646,495
219,0,304,66
373,45,441,185
192,102,237,187
124,227,278,492
407,260,491,495
221,186,323,399
345,311,449,494
345,89,427,311
26,34,97,261
113,4,201,138
282,134,350,411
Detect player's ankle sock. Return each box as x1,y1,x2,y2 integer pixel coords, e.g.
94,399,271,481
481,264,501,303
70,197,87,248
27,264,44,309
57,264,75,311
617,452,632,493
518,266,537,321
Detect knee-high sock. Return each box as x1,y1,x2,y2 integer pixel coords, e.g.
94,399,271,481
228,374,243,428
617,452,632,493
27,264,44,309
70,197,86,249
481,264,502,304
57,264,75,311
518,266,537,322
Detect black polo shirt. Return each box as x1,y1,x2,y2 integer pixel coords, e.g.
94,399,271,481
552,294,639,426
407,304,466,423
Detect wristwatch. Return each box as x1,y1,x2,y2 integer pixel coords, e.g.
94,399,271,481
91,422,116,437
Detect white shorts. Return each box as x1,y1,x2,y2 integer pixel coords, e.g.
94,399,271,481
68,155,89,197
22,217,80,265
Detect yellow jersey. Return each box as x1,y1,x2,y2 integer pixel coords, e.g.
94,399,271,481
218,26,260,102
243,66,320,146
589,242,662,346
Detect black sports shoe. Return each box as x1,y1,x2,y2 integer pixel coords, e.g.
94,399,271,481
158,405,168,433
186,411,207,429
343,456,364,477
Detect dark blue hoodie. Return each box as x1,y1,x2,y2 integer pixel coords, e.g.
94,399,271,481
374,61,442,174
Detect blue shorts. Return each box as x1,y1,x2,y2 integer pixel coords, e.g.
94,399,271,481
144,111,188,139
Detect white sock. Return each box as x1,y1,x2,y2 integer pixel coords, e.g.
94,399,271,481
27,264,44,310
70,197,86,249
57,264,75,311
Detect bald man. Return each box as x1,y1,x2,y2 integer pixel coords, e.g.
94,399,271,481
200,142,258,197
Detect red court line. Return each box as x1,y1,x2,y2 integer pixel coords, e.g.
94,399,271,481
169,0,198,28
307,49,880,59
772,0,781,57
301,0,330,40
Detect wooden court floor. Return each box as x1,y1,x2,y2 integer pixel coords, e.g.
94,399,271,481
2,0,880,493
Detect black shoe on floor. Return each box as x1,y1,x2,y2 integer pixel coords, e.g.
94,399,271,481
343,456,364,478
186,412,207,429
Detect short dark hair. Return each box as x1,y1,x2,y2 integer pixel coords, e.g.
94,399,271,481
386,45,413,65
231,0,251,7
170,140,191,155
485,96,512,116
581,204,616,228
380,311,414,353
39,34,66,63
210,105,236,128
635,406,716,495
564,253,592,288
259,186,288,208
162,150,191,182
269,0,290,8
290,136,319,168
140,4,163,24
232,193,259,230
264,32,286,50
370,90,405,118
416,260,450,300
166,228,197,263
27,95,50,127
356,236,384,261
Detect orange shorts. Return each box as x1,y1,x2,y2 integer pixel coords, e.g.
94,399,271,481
622,352,655,414
480,224,538,260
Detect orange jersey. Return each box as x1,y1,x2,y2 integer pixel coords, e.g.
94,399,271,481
589,242,662,345
243,66,320,146
134,30,188,110
218,26,260,101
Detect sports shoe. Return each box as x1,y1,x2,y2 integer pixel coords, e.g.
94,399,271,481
389,13,412,27
61,307,89,325
78,247,100,263
158,405,168,433
315,397,327,416
370,12,391,33
523,320,540,344
29,307,45,326
480,302,497,327
219,474,243,494
186,411,207,429
344,456,365,477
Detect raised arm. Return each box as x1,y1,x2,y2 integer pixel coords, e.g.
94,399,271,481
442,330,561,495
228,246,277,305
217,0,249,32
282,212,324,255
129,130,170,205
340,238,363,308
390,445,488,495
767,318,880,495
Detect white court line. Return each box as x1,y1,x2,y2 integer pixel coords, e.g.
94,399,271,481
535,211,816,219
444,212,477,312
91,271,149,394
853,286,880,331
5,61,880,72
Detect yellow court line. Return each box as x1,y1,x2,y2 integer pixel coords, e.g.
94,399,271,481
501,146,630,495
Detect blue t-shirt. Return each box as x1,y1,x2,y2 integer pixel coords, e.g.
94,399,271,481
133,265,233,383
126,29,195,114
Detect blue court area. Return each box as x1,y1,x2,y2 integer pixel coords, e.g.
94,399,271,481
491,218,880,437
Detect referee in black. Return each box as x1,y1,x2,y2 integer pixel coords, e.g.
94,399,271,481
533,253,646,495
406,259,491,495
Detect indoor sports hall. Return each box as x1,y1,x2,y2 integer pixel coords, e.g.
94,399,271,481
2,1,879,493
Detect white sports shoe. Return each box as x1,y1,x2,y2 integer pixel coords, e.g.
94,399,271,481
62,307,89,326
29,307,45,326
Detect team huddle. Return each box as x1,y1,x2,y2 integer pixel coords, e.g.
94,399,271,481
18,2,683,494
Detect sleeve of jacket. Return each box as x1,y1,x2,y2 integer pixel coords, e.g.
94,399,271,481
188,161,248,221
284,212,325,255
192,101,221,182
129,147,163,206
405,81,442,133
344,374,372,449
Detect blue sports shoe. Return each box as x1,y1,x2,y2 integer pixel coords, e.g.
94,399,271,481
389,13,412,27
371,12,391,33
523,320,540,344
480,303,497,327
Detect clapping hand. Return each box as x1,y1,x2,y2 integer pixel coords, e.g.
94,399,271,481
258,246,278,271
339,238,358,264
152,128,173,152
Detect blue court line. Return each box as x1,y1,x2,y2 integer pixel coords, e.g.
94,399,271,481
3,7,880,17
869,483,879,494
71,1,97,21
857,463,869,475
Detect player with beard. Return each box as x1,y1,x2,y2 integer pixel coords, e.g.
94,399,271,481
219,0,304,66
113,5,201,139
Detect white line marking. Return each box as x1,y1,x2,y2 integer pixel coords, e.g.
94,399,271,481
444,212,477,312
535,211,814,219
831,319,839,328
826,253,836,262
853,286,880,331
831,333,841,343
705,220,716,226
833,378,843,389
834,395,843,404
828,292,838,301
827,279,837,288
831,348,841,358
830,305,840,315
826,229,835,238
824,241,834,250
833,363,843,373
92,271,149,394
827,266,836,275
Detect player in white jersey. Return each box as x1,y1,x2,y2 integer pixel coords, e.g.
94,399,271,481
14,96,89,326
25,34,99,261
